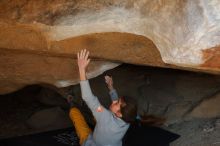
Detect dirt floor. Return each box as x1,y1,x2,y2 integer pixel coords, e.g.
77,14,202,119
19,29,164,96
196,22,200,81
168,118,220,146
0,64,220,146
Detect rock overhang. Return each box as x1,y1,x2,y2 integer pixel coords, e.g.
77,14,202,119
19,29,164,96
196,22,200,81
0,0,220,94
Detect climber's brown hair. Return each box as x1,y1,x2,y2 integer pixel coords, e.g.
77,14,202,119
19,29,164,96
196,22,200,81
120,96,137,123
120,96,166,126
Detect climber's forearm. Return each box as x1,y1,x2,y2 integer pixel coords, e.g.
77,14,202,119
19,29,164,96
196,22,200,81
109,88,119,101
79,68,87,81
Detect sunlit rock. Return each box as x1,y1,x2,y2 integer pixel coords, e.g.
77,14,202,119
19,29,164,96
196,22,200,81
0,0,220,94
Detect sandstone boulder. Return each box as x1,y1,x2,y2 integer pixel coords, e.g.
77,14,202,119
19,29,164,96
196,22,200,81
37,87,68,108
26,107,72,130
0,0,220,94
186,92,220,119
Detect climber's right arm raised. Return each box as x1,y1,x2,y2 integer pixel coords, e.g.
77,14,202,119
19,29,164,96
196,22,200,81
77,49,104,118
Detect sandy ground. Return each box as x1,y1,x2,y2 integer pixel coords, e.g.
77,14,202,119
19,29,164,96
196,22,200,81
167,118,220,146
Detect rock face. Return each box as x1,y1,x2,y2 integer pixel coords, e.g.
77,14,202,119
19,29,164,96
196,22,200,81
0,0,220,94
26,107,72,130
37,87,68,108
69,64,220,125
186,92,220,119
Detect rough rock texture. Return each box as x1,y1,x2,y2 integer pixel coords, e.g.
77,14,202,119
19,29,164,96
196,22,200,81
37,87,68,108
1,0,220,94
186,92,220,119
26,107,72,130
0,49,119,94
168,118,220,146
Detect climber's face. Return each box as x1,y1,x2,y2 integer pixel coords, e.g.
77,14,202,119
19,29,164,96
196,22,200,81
110,97,126,118
110,98,122,117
